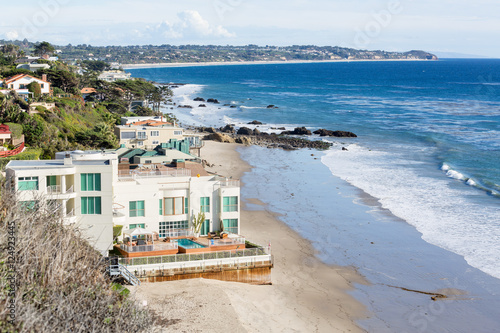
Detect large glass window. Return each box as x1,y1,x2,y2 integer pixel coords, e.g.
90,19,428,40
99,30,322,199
129,201,145,217
81,173,101,191
163,197,185,215
200,197,210,213
121,132,136,139
129,223,145,229
201,219,210,236
159,220,189,237
18,176,38,191
81,197,102,215
223,196,238,212
223,219,238,234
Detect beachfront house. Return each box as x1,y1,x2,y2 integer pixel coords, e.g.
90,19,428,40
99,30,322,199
0,74,51,96
98,70,131,82
115,117,184,150
5,150,241,256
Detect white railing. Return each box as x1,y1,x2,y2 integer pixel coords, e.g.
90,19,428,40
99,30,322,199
164,229,193,238
66,208,75,217
118,246,271,266
66,185,74,193
47,185,61,194
209,236,246,247
121,242,178,253
118,168,191,180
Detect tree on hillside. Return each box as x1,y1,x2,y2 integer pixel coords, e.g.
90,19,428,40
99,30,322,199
27,81,42,99
33,41,55,57
81,60,110,72
0,44,23,66
40,68,79,93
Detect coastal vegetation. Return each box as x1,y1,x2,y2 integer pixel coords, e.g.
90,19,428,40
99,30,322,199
0,189,155,332
0,42,175,159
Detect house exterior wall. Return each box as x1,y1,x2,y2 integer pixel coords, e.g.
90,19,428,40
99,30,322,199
115,126,184,150
3,77,51,94
6,151,241,256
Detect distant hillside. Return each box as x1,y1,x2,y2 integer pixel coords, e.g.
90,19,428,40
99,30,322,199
0,40,437,64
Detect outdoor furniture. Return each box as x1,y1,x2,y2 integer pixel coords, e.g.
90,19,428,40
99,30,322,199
137,239,146,246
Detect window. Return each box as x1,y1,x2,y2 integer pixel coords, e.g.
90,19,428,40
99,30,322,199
201,219,210,236
185,197,189,214
163,197,186,215
150,130,159,137
137,131,147,139
81,197,102,215
20,200,38,211
137,141,144,146
81,173,101,191
152,141,159,145
174,131,182,136
223,219,238,234
159,199,162,215
20,84,26,89
18,176,39,191
121,132,136,139
129,223,145,229
129,201,145,217
145,160,152,164
159,220,189,237
47,175,57,187
41,84,44,88
200,197,210,213
223,196,238,212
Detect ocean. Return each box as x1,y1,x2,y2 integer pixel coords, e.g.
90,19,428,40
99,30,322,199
128,60,500,331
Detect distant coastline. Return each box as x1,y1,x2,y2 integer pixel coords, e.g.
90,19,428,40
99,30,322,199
122,58,435,70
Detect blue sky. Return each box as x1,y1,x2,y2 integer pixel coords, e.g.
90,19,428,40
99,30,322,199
1,0,499,57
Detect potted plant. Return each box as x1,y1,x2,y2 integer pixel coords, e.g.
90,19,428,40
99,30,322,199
191,211,205,238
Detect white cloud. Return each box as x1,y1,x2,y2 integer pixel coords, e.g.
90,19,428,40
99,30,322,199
5,30,19,40
147,10,235,40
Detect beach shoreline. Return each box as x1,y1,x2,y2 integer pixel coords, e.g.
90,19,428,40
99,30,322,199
122,58,432,70
132,141,369,332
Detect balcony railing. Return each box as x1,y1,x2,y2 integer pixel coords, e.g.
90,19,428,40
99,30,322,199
209,235,246,247
120,242,178,253
47,185,74,194
163,229,193,238
118,168,191,180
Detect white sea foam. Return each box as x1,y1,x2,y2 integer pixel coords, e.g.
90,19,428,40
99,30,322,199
322,144,500,279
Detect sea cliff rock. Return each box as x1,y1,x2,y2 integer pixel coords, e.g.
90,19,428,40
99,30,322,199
313,129,357,137
204,132,235,143
280,127,312,135
207,98,220,104
194,97,205,102
248,120,263,125
220,124,236,133
237,127,254,135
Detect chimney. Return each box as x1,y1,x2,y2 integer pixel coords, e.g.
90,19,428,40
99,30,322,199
64,153,72,165
174,159,185,169
42,74,48,82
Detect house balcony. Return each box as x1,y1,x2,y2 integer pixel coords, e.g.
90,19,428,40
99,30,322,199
47,185,76,199
115,242,179,258
63,209,77,224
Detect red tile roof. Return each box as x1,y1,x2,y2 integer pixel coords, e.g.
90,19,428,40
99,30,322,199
81,87,97,94
0,124,11,134
3,74,50,85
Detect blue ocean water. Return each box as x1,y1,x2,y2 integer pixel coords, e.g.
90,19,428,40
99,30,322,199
129,60,500,279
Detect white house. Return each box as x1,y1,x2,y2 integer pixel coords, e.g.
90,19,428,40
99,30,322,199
5,150,241,256
0,74,51,95
16,63,51,72
115,121,184,150
98,70,131,82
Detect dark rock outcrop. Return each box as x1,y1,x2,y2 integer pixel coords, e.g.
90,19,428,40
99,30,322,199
207,98,220,104
230,105,237,108
313,129,357,137
199,104,206,107
194,97,205,102
198,127,217,133
248,120,263,125
266,105,278,109
178,105,193,109
237,127,254,135
280,127,312,135
219,124,235,133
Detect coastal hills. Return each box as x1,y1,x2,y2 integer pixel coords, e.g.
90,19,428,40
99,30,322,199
0,40,437,64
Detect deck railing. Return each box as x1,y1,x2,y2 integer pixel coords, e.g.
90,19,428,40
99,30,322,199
163,228,193,238
120,242,178,253
0,142,24,157
118,168,191,180
209,236,246,247
118,246,270,266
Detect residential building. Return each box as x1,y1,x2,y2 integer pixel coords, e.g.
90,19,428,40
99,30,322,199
98,70,131,82
0,124,12,147
115,121,184,150
0,74,51,95
81,87,97,100
5,150,241,256
16,63,51,72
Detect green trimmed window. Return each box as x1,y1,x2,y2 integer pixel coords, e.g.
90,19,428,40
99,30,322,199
129,201,145,217
222,219,238,234
18,176,38,191
81,173,101,191
200,197,210,213
201,219,210,236
184,197,189,214
223,196,238,212
20,200,38,211
46,175,57,186
129,223,145,229
159,199,163,215
81,197,102,215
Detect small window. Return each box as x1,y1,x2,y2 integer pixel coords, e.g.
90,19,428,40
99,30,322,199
18,176,39,191
129,200,145,217
129,223,145,229
222,219,238,234
174,131,182,136
81,173,101,191
151,130,159,137
41,84,44,88
137,141,144,146
81,197,102,215
152,140,159,145
223,196,238,212
137,131,147,139
200,197,210,213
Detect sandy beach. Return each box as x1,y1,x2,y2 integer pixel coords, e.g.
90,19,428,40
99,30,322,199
122,58,427,70
130,141,368,332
